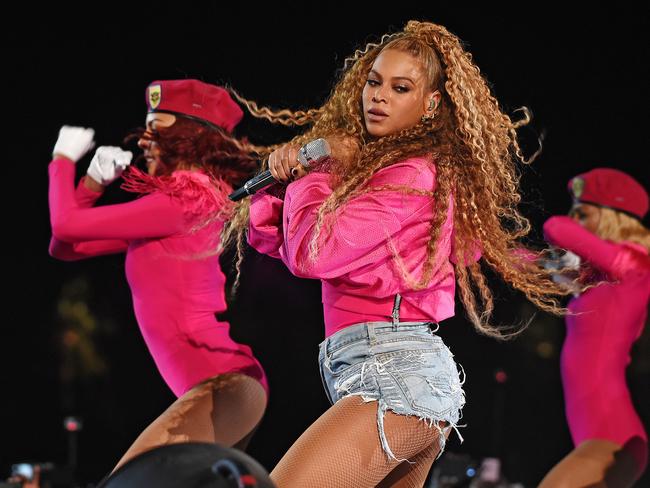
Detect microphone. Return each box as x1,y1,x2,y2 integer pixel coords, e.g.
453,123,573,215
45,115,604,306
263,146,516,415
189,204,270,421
228,138,331,201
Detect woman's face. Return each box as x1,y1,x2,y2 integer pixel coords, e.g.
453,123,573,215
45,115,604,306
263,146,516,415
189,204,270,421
138,112,176,176
362,49,440,138
569,202,601,233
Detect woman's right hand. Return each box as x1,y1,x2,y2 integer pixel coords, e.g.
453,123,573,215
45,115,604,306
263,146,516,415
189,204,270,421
268,143,306,183
268,136,359,183
52,125,96,163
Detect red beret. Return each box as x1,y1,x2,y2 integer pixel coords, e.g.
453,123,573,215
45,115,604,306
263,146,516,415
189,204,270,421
568,168,648,219
145,79,243,132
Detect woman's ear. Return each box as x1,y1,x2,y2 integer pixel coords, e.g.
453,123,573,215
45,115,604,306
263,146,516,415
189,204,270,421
424,90,442,116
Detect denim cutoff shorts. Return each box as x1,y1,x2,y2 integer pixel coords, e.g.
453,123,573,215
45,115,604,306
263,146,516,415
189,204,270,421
318,321,465,461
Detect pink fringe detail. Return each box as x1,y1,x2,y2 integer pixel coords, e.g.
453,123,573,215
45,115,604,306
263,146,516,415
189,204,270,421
120,166,235,231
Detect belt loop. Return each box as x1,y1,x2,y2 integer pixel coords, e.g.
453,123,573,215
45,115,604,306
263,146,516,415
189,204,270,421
391,293,402,331
367,323,378,346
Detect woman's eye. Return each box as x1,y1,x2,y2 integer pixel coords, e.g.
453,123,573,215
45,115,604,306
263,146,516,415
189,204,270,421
394,86,409,93
367,79,379,86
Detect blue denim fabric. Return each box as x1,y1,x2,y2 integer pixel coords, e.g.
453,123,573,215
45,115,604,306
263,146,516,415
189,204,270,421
318,321,465,461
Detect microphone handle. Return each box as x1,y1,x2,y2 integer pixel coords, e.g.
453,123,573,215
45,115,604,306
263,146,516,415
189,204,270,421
228,138,332,202
228,170,277,201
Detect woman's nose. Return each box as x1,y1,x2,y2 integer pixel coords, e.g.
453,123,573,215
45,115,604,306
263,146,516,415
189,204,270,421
372,88,387,103
137,136,150,150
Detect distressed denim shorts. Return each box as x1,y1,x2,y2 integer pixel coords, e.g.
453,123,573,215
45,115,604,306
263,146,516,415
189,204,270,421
318,321,466,461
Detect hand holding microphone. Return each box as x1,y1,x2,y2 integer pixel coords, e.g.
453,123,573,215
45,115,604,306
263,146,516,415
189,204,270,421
229,138,331,201
268,144,304,182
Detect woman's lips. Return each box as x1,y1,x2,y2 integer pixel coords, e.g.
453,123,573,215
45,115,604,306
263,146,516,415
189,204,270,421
367,111,388,122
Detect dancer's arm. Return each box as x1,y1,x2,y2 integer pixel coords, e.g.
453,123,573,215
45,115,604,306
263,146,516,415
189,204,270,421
49,175,130,260
543,216,627,278
48,158,186,255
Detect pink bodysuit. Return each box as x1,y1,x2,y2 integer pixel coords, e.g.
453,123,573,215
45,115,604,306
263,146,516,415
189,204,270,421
248,156,477,337
544,215,649,447
49,158,268,397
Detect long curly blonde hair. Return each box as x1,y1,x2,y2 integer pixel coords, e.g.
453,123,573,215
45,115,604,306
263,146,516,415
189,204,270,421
596,208,650,252
225,20,573,338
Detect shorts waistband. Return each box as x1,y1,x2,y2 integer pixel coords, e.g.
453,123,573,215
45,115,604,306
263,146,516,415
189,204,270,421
319,320,439,354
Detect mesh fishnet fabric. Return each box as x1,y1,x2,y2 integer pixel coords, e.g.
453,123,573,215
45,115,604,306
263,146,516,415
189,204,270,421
114,373,267,471
271,396,443,488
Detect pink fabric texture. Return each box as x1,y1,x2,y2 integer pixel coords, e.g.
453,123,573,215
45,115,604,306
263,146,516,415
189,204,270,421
248,156,477,337
544,215,649,446
49,158,268,397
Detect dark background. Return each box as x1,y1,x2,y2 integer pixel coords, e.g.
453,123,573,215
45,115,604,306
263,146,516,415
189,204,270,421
3,4,649,486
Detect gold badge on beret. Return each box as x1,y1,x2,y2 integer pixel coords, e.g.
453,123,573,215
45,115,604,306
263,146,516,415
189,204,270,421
148,85,162,110
571,177,585,199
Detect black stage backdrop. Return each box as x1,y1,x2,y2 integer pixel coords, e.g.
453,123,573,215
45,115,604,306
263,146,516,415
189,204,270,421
3,5,649,486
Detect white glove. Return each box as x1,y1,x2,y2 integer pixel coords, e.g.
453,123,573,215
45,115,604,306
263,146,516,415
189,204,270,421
52,125,96,163
551,272,581,297
86,146,133,186
543,249,582,297
559,250,581,270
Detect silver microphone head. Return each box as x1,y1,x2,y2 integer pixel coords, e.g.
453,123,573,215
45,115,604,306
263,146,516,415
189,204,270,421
297,138,331,167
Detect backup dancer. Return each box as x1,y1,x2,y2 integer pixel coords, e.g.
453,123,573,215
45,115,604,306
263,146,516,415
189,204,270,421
48,79,268,471
541,168,649,487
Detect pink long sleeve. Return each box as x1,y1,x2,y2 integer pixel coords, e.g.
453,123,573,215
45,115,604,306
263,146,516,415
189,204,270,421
248,190,284,259
48,158,186,250
543,215,636,279
49,174,129,260
280,159,437,279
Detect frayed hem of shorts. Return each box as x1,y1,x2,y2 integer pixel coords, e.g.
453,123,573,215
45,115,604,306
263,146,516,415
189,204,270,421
343,392,465,464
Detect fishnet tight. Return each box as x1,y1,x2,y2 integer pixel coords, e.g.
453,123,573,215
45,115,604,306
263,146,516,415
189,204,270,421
113,373,267,472
271,396,446,488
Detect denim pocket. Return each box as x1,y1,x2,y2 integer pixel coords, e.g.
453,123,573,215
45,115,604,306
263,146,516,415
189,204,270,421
388,346,463,419
325,339,368,377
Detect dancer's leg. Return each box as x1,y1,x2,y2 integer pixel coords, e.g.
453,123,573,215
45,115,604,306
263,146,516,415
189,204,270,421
270,396,445,488
539,437,647,488
113,373,267,471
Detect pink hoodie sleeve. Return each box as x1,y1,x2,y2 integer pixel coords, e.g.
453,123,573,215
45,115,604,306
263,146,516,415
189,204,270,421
279,159,437,279
48,159,186,258
543,215,626,278
247,189,284,259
